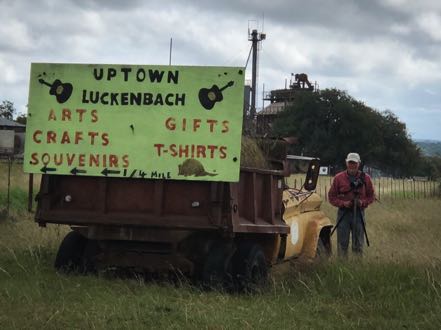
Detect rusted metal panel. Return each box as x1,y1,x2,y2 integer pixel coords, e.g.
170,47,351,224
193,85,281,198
52,176,102,211
230,169,288,233
268,175,276,224
38,210,216,229
162,180,211,216
98,250,194,274
237,171,256,223
106,179,156,213
36,167,289,235
233,222,289,234
83,226,192,242
153,180,164,216
209,182,224,227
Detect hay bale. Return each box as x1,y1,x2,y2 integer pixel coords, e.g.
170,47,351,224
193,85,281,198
240,136,269,168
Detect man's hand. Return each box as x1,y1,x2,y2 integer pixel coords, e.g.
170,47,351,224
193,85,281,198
343,200,353,208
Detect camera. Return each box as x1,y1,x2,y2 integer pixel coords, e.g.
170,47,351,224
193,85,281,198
350,178,364,190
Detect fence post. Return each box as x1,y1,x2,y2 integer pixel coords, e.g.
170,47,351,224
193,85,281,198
6,156,12,218
382,177,384,200
393,178,395,199
418,181,420,199
413,180,416,199
28,173,34,212
402,179,405,199
378,180,381,201
389,177,392,199
392,177,394,199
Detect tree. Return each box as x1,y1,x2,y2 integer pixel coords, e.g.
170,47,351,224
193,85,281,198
0,100,16,120
416,156,441,180
15,114,27,125
272,88,421,177
376,110,421,177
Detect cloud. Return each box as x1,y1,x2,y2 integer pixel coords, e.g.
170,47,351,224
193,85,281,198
0,19,34,52
416,12,441,41
1,0,441,139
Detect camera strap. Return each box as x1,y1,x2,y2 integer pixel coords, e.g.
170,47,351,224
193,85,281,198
349,174,357,186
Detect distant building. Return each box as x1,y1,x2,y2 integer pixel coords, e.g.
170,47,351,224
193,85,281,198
256,102,286,136
0,117,26,156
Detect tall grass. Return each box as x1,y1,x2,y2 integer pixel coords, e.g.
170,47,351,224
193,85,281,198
0,160,40,218
1,163,441,328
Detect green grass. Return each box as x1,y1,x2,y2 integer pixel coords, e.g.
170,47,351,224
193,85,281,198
0,161,40,218
1,234,440,329
1,163,441,328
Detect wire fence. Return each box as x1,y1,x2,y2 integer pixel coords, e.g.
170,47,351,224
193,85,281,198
286,175,441,201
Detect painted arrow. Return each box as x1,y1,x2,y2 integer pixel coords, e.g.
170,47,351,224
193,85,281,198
40,166,56,173
101,168,121,176
70,167,87,175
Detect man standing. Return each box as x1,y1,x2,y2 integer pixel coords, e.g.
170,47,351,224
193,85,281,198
328,153,375,256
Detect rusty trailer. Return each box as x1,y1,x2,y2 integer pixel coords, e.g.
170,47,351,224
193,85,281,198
36,161,332,289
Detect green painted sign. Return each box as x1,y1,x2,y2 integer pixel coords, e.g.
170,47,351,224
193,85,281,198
24,63,244,181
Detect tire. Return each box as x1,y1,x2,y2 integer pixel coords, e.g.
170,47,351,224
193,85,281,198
202,241,235,290
54,230,88,273
232,242,268,293
315,237,331,260
82,239,100,273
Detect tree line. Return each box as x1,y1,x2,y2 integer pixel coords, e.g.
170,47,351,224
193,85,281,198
0,100,26,124
272,89,441,179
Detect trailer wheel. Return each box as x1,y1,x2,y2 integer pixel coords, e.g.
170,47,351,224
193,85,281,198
315,238,329,260
316,230,332,260
83,239,100,273
202,242,234,290
54,230,87,273
233,242,268,292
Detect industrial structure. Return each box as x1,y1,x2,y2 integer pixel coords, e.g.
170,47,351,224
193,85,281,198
256,73,318,136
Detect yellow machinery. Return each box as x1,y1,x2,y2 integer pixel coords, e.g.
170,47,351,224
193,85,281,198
281,189,332,260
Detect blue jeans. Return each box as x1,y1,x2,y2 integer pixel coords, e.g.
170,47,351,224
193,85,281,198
336,207,365,257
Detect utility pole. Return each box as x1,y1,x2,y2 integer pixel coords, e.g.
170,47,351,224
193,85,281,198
249,29,265,134
169,38,173,65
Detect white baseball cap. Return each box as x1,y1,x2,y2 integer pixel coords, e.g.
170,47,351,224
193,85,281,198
346,152,361,163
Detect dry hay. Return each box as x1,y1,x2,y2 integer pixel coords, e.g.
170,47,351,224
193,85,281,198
240,136,269,169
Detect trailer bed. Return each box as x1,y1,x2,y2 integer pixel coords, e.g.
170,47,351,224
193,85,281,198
36,167,289,234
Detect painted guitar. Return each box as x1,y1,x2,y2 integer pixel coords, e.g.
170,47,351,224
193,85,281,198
38,78,73,104
198,80,234,110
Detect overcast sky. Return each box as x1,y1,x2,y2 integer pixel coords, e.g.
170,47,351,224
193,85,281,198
1,0,440,140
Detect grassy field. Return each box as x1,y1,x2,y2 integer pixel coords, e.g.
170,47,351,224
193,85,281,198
1,162,441,329
287,174,441,201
